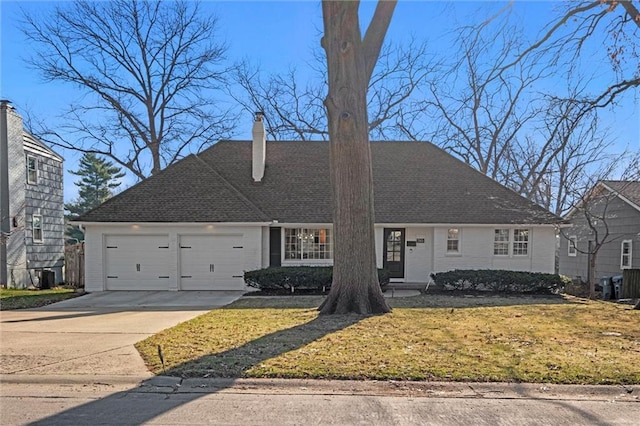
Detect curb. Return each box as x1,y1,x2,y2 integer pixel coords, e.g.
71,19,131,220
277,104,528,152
0,374,150,386
139,377,640,402
3,375,638,402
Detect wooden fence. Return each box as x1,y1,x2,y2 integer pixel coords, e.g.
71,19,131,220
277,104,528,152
622,269,640,298
65,242,85,288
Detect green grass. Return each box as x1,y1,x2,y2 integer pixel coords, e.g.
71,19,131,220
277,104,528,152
136,294,640,384
0,288,81,310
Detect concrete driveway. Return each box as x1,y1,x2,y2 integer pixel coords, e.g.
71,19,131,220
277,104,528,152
0,291,244,380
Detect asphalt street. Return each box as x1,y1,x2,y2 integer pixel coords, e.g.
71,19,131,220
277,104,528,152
1,377,639,425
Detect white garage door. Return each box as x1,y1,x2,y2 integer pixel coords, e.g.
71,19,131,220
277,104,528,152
179,234,245,290
105,235,171,290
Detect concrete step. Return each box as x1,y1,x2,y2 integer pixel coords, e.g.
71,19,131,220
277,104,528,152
388,282,428,291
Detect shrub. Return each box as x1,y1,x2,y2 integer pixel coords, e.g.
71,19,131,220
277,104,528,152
244,266,389,293
431,269,570,294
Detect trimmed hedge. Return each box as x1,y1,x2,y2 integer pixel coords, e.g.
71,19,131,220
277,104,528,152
431,269,570,294
244,266,390,293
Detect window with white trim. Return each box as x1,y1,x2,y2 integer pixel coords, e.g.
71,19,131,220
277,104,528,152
32,214,43,243
513,229,529,255
446,228,459,253
621,240,632,269
568,236,577,257
27,156,37,184
284,228,332,260
494,229,509,255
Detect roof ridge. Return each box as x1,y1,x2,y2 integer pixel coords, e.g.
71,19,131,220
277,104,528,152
193,154,271,222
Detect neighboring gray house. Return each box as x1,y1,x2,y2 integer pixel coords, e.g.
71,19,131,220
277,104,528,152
75,114,563,292
0,101,65,288
559,180,640,283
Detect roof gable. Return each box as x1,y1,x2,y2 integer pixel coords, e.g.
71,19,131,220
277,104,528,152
601,180,640,213
23,132,64,162
565,180,640,219
79,141,561,225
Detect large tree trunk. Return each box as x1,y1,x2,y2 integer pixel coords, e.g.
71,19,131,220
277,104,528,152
318,1,395,315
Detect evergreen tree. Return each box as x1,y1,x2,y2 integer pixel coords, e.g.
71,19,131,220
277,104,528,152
65,153,125,242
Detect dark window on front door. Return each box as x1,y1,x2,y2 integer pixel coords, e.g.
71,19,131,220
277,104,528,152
383,228,405,278
269,227,282,267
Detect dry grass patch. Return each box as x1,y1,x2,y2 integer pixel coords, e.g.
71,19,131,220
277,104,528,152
0,288,80,310
135,295,640,384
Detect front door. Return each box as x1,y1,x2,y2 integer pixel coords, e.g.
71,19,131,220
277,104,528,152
383,228,405,279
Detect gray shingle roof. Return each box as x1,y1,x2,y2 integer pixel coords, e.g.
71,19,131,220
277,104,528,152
78,141,561,224
77,155,269,222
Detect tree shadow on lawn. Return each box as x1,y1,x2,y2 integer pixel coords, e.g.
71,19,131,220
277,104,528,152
165,312,364,378
28,313,364,425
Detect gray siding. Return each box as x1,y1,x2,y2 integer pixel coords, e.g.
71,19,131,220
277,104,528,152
25,151,65,275
559,195,640,281
1,103,64,287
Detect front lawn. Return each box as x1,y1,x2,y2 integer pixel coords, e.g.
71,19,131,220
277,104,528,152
0,288,81,310
135,294,640,384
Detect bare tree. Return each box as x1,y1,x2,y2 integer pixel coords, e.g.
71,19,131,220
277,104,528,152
234,65,328,141
507,90,618,216
318,1,395,315
397,7,628,218
502,0,640,213
21,0,236,179
233,38,434,141
516,1,640,108
416,12,549,183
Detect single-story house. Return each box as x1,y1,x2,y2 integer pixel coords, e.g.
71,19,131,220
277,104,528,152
75,115,562,292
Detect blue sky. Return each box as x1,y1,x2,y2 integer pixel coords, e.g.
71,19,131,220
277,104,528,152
1,1,638,202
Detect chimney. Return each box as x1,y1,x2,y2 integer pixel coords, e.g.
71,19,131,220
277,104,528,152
252,112,266,182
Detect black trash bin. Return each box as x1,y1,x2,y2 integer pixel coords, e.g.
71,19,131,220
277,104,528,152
612,275,624,299
601,276,612,300
40,270,55,290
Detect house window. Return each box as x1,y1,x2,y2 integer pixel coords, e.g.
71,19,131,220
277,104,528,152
621,240,632,269
27,156,37,184
513,229,529,255
494,229,509,255
284,228,332,260
32,214,43,243
446,228,459,253
568,236,577,257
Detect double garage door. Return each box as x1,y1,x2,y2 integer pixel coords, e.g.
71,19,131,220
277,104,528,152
105,234,244,290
